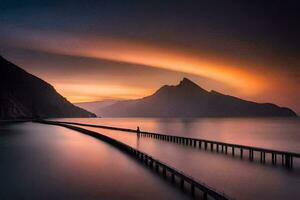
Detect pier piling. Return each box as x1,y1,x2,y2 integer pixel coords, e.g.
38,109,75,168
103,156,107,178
240,148,243,158
56,121,300,169
41,120,233,200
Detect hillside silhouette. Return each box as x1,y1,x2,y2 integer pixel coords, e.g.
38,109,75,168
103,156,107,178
92,78,297,117
0,56,95,119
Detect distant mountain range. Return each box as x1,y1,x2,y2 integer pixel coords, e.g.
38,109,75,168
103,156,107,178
0,56,96,119
77,78,297,117
76,100,118,115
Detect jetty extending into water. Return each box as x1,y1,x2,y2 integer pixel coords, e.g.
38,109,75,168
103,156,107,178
55,121,300,169
38,120,232,200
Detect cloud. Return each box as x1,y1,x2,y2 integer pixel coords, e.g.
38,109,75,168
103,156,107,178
1,29,299,113
2,30,269,95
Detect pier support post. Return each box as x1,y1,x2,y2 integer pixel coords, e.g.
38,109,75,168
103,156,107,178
203,192,208,200
155,164,159,172
149,159,153,168
232,147,235,156
171,173,175,183
191,184,195,196
284,154,294,169
210,143,213,151
285,154,290,168
249,150,254,161
180,178,184,190
240,148,243,158
271,153,277,165
162,167,166,178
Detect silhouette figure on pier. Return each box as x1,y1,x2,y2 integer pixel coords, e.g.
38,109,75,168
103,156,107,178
137,126,140,137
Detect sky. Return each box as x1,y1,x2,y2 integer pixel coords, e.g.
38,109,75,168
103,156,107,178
1,0,299,113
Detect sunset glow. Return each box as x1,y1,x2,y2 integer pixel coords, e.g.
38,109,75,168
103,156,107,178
49,35,263,89
11,32,267,95
54,82,154,103
1,1,299,113
1,2,300,200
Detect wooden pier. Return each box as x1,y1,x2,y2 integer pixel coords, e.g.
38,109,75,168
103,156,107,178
56,121,300,169
38,120,232,200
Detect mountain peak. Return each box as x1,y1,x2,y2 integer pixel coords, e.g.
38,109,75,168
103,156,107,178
95,76,297,117
180,77,194,84
179,77,196,86
177,77,207,92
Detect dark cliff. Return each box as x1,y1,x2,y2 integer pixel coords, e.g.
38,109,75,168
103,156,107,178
0,56,96,119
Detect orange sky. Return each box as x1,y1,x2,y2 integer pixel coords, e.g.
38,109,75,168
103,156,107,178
18,33,267,92
2,31,299,113
1,1,299,114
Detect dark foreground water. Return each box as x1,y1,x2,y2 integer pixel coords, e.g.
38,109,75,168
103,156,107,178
60,117,300,200
0,122,189,200
1,118,300,200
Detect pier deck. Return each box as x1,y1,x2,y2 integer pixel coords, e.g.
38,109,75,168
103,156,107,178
56,121,300,169
38,120,232,200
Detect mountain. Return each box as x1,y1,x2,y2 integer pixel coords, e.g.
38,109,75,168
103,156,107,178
75,100,118,115
96,78,297,117
0,56,96,119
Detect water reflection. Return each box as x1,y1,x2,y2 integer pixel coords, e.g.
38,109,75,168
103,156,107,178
59,117,300,152
0,123,189,200
59,117,300,200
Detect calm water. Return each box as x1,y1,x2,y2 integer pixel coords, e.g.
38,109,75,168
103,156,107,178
59,117,300,200
0,122,189,200
1,118,300,200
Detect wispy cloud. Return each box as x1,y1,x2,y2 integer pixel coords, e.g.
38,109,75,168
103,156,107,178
2,29,267,96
